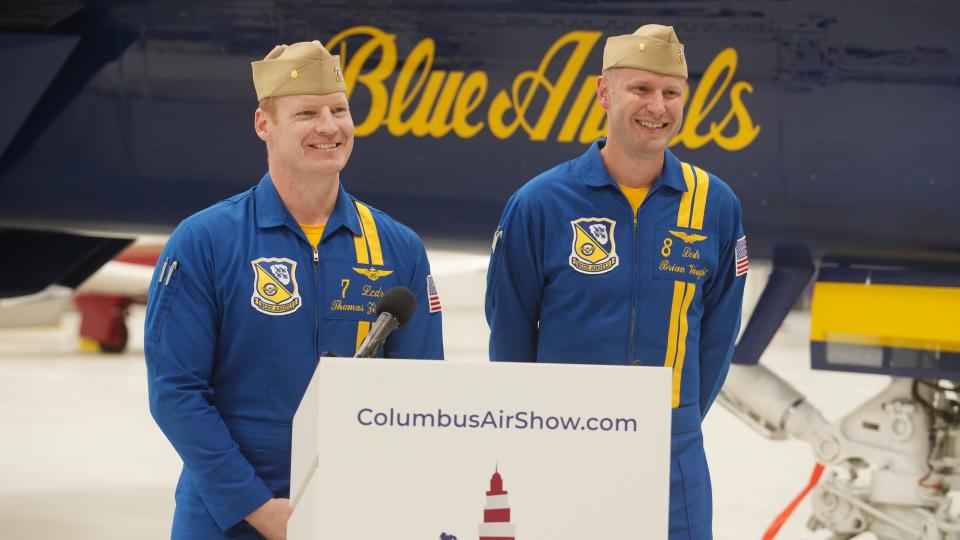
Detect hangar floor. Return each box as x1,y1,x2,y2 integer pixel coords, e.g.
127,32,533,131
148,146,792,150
0,248,892,540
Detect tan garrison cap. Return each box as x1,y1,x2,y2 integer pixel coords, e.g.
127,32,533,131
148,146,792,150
251,40,346,101
602,24,687,79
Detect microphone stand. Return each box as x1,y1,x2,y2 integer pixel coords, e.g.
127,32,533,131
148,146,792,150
354,312,400,358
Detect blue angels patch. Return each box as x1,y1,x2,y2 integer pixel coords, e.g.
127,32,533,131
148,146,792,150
250,257,302,315
569,217,619,274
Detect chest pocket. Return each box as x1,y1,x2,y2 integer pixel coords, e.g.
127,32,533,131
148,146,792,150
322,261,399,322
652,225,718,285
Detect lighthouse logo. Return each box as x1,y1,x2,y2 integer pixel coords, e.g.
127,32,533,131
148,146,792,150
439,466,517,540
479,467,516,540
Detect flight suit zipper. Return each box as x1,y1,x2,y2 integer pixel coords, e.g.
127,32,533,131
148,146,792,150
625,184,657,364
616,185,641,364
313,244,320,362
628,211,639,363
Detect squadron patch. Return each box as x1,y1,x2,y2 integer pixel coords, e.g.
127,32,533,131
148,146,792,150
569,217,619,274
250,257,302,315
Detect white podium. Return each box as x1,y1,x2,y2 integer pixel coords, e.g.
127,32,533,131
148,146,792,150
289,358,671,540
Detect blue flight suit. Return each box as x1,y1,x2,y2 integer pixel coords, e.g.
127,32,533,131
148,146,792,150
485,139,746,539
145,174,443,539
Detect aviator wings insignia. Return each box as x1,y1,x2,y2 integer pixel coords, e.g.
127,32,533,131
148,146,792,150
669,230,709,244
353,267,394,281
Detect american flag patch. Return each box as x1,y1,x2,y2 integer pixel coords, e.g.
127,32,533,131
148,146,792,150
426,275,442,313
735,235,749,277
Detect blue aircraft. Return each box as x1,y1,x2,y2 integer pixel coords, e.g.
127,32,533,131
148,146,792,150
1,1,958,536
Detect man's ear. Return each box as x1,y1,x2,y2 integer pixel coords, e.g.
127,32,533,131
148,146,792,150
596,74,611,110
254,108,270,142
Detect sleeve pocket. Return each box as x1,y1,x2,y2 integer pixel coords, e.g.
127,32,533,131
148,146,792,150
144,263,184,343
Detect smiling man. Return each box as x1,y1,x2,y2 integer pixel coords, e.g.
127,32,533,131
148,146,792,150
144,41,443,540
485,25,746,539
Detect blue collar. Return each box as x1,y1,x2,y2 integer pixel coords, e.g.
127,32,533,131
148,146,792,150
578,138,689,193
254,173,363,237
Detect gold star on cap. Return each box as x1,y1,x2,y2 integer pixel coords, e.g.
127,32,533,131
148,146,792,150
638,43,646,52
289,69,299,79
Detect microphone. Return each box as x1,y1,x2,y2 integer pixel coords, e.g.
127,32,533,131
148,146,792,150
354,286,417,358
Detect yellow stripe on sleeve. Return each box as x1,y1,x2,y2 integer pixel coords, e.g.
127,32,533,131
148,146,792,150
672,283,697,408
353,231,369,265
666,163,709,408
354,202,384,266
690,166,711,230
677,162,696,228
352,203,370,351
663,281,687,369
353,201,387,354
356,321,371,352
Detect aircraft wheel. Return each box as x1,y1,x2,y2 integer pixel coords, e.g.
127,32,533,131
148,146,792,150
99,322,128,354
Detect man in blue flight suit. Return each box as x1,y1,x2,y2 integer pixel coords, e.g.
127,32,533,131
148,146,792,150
485,25,746,539
145,41,444,539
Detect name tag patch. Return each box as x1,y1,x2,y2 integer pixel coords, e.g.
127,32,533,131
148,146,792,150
654,228,715,283
326,262,398,321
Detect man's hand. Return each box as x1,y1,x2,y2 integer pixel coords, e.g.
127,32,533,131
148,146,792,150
245,497,292,540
